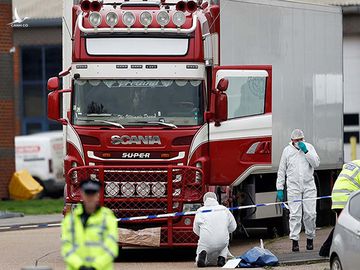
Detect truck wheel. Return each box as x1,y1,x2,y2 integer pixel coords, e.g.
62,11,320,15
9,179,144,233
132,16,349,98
34,177,46,199
275,209,290,237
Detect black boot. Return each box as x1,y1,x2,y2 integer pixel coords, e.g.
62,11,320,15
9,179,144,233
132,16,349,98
217,256,226,267
197,250,207,268
307,239,314,250
292,240,299,252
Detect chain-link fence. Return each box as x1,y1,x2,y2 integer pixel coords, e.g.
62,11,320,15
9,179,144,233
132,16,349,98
67,165,203,246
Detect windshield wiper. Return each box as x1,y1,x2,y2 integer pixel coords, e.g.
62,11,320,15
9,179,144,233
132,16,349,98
78,119,125,128
130,121,177,129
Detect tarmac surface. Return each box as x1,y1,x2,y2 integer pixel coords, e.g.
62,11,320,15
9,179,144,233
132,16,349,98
0,215,332,270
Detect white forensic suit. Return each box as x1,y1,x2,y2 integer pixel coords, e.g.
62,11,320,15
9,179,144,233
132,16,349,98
277,141,320,241
193,197,237,266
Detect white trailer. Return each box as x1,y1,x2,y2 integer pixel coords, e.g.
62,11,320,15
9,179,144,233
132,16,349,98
219,0,343,229
15,131,64,197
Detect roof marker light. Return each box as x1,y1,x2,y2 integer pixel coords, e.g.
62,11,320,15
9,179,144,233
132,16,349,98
186,0,198,13
175,1,186,12
106,11,118,27
122,11,136,27
172,11,186,27
156,11,170,27
90,0,102,12
140,11,153,27
89,12,102,27
80,0,91,12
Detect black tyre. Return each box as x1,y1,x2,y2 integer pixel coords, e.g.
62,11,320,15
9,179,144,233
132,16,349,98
274,208,290,237
331,256,343,270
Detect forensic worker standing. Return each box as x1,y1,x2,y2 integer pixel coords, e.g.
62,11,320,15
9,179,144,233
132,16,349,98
61,179,119,270
276,129,320,252
193,192,237,267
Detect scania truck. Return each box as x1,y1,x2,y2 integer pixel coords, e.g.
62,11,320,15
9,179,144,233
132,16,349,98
47,0,343,246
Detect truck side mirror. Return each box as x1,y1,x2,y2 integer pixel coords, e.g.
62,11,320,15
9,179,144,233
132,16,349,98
48,91,67,125
214,91,228,126
216,78,229,92
48,77,59,91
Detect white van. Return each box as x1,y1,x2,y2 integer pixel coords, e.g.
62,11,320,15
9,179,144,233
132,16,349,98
15,131,64,197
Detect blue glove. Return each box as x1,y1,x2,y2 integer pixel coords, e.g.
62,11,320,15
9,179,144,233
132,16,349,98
298,141,308,153
277,190,284,202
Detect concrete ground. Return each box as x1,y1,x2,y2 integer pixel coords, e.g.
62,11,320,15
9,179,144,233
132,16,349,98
0,214,62,228
0,225,332,270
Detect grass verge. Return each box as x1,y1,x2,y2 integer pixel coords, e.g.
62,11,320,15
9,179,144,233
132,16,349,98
0,198,63,215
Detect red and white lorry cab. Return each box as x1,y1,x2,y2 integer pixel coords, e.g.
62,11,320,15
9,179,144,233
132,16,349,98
47,0,343,246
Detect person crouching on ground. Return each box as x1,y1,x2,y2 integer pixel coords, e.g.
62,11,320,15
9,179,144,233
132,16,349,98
61,179,119,270
193,192,237,267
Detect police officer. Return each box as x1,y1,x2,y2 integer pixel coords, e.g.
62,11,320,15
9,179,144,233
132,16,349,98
61,179,118,270
319,160,360,257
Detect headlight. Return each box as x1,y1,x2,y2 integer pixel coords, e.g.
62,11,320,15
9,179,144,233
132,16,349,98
136,182,151,197
156,11,170,27
106,11,118,27
121,182,135,197
105,182,120,197
140,11,153,27
122,11,136,27
172,11,186,27
89,12,102,27
152,182,166,197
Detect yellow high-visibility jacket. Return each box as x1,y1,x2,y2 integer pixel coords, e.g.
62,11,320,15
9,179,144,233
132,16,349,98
61,204,118,270
332,160,360,210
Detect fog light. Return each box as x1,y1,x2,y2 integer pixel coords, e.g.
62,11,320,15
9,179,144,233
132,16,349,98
173,174,182,183
173,188,181,196
184,218,192,225
136,182,151,197
183,203,202,212
195,162,202,183
121,182,135,197
106,11,118,27
173,202,180,209
71,162,78,183
105,182,120,197
152,182,166,197
140,11,152,27
156,11,170,27
172,11,186,27
122,11,135,27
89,12,102,27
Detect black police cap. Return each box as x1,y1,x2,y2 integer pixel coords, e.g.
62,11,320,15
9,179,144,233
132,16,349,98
80,179,101,193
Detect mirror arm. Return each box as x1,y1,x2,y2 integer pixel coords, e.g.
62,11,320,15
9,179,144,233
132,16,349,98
58,67,71,78
58,118,68,125
58,89,71,93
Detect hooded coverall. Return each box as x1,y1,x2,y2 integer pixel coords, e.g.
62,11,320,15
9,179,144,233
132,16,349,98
277,142,320,241
193,197,237,266
61,204,119,270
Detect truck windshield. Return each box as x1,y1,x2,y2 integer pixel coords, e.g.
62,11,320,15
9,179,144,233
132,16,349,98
72,79,204,127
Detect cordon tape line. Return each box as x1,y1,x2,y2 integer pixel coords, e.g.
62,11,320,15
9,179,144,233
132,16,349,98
0,194,348,231
116,194,346,222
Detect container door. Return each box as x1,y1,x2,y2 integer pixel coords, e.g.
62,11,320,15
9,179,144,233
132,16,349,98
209,66,272,186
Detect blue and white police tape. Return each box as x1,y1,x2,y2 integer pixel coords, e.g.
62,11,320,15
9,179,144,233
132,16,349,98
117,194,342,222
